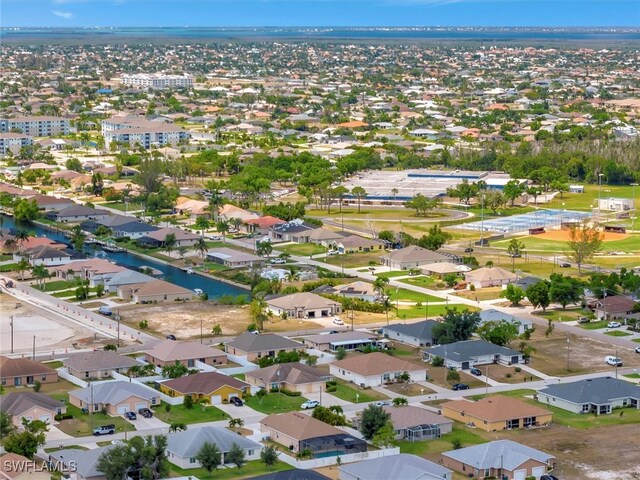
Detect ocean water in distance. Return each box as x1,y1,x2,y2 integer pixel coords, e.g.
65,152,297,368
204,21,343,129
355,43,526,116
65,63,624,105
2,26,640,43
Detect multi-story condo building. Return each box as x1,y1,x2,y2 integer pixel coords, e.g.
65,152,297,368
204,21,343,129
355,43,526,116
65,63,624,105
0,116,70,137
101,116,190,149
0,133,33,156
121,73,193,89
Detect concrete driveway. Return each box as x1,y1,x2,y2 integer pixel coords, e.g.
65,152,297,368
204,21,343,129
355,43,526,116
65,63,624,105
127,415,168,431
216,402,266,423
45,425,73,443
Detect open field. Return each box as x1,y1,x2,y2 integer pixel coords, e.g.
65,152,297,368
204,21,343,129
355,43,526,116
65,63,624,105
426,366,485,390
151,402,228,424
244,392,308,414
483,364,540,384
398,276,437,288
384,382,435,396
330,380,389,403
534,308,590,322
453,286,504,301
385,287,442,303
492,232,640,254
550,185,639,211
170,460,293,480
323,250,383,268
276,243,327,256
395,304,478,320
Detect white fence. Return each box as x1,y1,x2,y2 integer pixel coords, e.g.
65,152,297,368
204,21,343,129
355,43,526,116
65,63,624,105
56,368,88,388
277,446,401,469
218,354,259,375
111,371,184,405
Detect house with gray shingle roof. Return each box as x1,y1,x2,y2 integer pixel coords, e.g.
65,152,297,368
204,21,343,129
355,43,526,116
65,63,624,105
478,309,533,335
441,440,555,480
380,245,450,270
382,320,439,347
225,332,304,362
537,376,640,415
167,426,261,469
104,269,155,292
0,392,66,428
62,350,139,380
49,446,115,480
340,454,452,480
68,381,159,415
423,340,524,370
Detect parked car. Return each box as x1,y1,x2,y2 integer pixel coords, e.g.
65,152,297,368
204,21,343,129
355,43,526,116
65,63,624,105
607,322,621,328
464,247,474,253
208,235,222,241
165,334,177,340
559,262,571,268
333,318,344,325
98,306,113,316
327,249,339,255
93,425,116,436
453,282,467,291
540,475,560,480
230,396,244,407
605,356,623,367
270,258,286,264
138,408,153,418
301,400,320,410
577,317,590,324
452,383,469,391
635,346,640,354
374,401,391,407
469,367,482,376
124,411,137,420
509,253,522,258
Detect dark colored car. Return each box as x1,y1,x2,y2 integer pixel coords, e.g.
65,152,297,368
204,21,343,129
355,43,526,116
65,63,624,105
230,396,243,406
540,475,560,480
469,368,482,376
464,247,474,253
559,262,571,268
124,411,137,420
452,383,470,391
138,408,153,418
166,334,177,340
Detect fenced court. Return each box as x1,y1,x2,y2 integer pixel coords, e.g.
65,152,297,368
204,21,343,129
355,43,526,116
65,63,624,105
534,229,629,242
457,209,591,235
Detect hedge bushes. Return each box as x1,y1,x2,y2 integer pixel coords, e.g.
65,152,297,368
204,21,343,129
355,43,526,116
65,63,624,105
54,413,73,421
270,387,302,397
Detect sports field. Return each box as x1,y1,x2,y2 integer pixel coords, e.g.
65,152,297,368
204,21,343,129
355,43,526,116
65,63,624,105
534,229,628,242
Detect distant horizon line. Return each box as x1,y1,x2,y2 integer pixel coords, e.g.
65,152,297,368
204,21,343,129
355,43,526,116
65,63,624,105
2,25,639,29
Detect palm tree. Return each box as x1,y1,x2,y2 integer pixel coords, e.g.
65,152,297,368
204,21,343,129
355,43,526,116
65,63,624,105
15,257,31,281
69,225,86,252
194,238,208,259
391,188,399,200
351,186,367,213
207,193,224,222
231,217,243,233
15,230,30,247
216,221,230,243
2,238,18,253
284,267,299,283
163,233,177,258
194,216,210,238
31,264,49,290
373,276,390,298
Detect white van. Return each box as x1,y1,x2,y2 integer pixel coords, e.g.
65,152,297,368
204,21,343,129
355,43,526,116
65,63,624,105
605,356,622,367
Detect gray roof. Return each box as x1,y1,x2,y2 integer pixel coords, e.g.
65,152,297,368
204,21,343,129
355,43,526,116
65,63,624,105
63,350,139,372
69,381,156,405
0,392,63,416
248,470,331,480
442,440,553,471
478,309,532,327
105,269,155,287
49,446,115,478
167,426,261,457
425,340,521,363
226,332,303,353
206,247,263,263
539,377,640,405
382,320,439,340
303,331,376,345
56,205,108,217
339,454,451,480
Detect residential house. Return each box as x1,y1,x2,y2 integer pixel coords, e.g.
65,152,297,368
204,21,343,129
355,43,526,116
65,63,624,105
160,371,249,404
478,309,533,335
50,258,126,286
339,454,452,480
441,440,555,480
144,339,227,368
48,205,110,223
0,356,58,387
167,426,261,469
244,215,285,235
48,446,114,480
0,236,65,254
441,396,552,432
307,227,346,247
270,219,316,243
303,331,377,352
82,215,158,239
464,267,517,289
423,340,524,370
260,411,367,456
266,292,342,319
0,453,51,480
218,204,260,223
68,381,159,415
323,281,381,303
0,132,33,157
206,247,266,268
0,392,66,427
537,377,640,415
15,245,72,267
174,197,209,218
225,332,304,362
330,352,427,387
587,295,636,321
31,195,76,212
420,262,468,277
249,471,331,480
382,320,439,347
62,350,139,380
380,245,450,270
137,227,199,248
245,363,332,394
382,406,453,441
117,279,193,303
104,269,155,293
336,235,385,254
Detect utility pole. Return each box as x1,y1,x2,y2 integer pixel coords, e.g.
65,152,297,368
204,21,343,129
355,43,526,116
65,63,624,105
32,335,35,360
598,173,604,223
10,315,13,354
631,183,638,230
200,317,203,344
566,337,570,371
485,364,489,397
615,349,619,379
480,193,485,246
425,299,429,320
117,311,121,348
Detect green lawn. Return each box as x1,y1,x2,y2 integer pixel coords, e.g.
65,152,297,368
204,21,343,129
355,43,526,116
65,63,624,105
398,424,486,456
385,287,443,304
580,320,609,330
555,185,638,211
41,280,84,292
171,460,293,480
102,201,143,212
0,263,18,272
493,234,640,254
604,331,632,337
43,360,64,369
396,304,478,320
151,402,228,425
375,270,412,279
633,338,640,344
244,392,308,414
199,261,229,272
51,398,136,437
231,374,245,380
330,381,389,403
534,309,589,322
624,373,640,379
398,276,437,288
277,243,327,256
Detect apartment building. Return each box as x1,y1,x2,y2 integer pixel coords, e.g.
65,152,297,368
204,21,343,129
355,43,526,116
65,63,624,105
0,133,33,156
0,116,70,137
121,73,193,89
101,116,190,149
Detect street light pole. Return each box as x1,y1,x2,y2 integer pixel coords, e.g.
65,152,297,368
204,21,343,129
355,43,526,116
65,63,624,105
631,183,639,230
598,173,604,223
10,315,13,354
566,337,570,371
480,194,485,246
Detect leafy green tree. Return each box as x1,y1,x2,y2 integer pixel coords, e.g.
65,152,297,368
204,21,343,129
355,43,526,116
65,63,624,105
183,395,194,410
476,320,519,346
432,309,481,345
392,397,408,406
503,180,525,207
503,283,525,306
95,444,134,480
195,442,222,473
431,356,445,367
568,223,603,274
335,347,347,360
161,360,188,379
104,344,118,351
416,225,452,251
446,179,479,205
70,224,87,252
359,405,391,440
128,435,169,480
372,421,396,448
65,157,83,172
3,419,48,459
507,238,526,271
526,281,551,312
260,445,279,468
351,186,367,213
406,193,440,217
163,233,177,258
446,369,461,385
1,411,14,437
549,274,584,310
13,199,40,222
227,442,246,470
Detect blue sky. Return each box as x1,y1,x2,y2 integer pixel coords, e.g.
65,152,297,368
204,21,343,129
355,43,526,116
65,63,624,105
2,0,639,28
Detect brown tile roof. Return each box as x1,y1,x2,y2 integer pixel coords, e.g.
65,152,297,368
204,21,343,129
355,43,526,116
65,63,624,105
383,405,453,430
0,356,57,379
260,411,343,440
246,363,330,386
161,371,248,395
129,279,193,296
330,352,425,377
442,395,552,423
145,340,226,362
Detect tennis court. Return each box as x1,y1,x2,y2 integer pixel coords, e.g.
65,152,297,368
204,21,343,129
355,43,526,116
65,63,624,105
458,209,592,234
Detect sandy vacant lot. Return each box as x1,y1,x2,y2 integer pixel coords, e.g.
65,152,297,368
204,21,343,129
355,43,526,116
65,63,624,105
0,292,104,354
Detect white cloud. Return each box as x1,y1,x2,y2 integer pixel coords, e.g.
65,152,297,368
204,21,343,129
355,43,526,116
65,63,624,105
52,9,75,18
